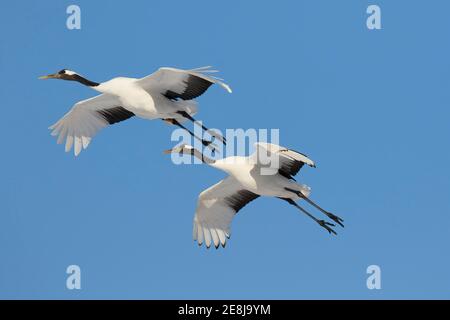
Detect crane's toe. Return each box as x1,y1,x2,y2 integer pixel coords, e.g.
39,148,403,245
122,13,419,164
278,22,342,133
318,220,337,235
326,212,345,228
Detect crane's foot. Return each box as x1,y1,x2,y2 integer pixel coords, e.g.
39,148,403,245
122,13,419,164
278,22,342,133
318,220,337,235
324,212,344,228
285,187,345,228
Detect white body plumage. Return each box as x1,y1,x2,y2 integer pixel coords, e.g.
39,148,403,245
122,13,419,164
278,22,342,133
165,142,334,249
41,66,231,156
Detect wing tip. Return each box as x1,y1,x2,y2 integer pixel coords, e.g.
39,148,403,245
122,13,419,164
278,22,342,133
193,66,233,93
196,240,227,250
223,83,232,93
194,230,228,250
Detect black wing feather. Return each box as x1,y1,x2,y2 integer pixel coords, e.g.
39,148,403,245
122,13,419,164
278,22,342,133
163,74,213,101
277,149,310,181
224,190,260,214
97,107,135,125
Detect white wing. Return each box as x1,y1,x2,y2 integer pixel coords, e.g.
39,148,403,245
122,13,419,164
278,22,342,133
251,142,316,179
193,176,259,249
136,66,231,100
49,94,135,156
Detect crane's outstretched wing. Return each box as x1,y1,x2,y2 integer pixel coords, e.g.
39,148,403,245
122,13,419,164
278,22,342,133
49,94,135,156
136,66,232,100
251,142,316,180
193,176,259,249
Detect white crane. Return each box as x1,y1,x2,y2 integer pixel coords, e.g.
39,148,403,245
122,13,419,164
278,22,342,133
39,66,231,156
165,142,344,249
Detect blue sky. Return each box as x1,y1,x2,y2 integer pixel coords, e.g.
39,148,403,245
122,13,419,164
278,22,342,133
1,0,450,299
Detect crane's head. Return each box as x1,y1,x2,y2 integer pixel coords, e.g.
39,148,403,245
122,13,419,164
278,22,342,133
39,69,79,81
163,144,215,164
163,144,195,155
39,69,99,87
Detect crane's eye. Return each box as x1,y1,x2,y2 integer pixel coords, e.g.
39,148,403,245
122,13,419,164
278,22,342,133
58,69,67,75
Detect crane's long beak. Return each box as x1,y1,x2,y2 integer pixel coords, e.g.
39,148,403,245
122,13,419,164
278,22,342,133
38,73,58,80
163,148,174,154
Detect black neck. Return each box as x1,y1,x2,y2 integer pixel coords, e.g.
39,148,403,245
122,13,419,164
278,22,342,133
192,149,215,164
72,74,99,87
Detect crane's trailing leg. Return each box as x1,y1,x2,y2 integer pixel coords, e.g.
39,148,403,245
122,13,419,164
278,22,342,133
176,111,227,145
280,198,337,235
163,119,218,154
285,187,344,227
